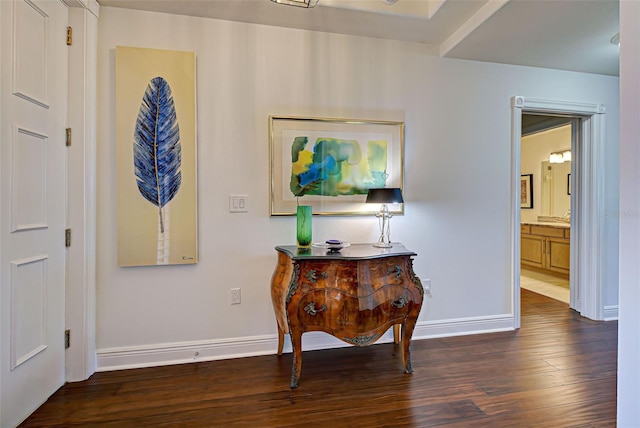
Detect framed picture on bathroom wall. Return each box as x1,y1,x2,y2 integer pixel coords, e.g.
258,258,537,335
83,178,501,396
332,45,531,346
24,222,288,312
269,115,404,216
521,174,533,209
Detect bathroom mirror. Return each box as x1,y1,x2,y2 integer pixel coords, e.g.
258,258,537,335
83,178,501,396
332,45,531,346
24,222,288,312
540,160,571,218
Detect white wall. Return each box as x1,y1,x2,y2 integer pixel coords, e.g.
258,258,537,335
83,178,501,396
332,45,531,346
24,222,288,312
617,0,640,425
96,7,620,369
521,125,571,223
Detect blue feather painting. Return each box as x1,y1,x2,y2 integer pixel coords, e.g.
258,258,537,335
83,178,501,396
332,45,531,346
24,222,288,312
133,76,182,233
116,46,197,266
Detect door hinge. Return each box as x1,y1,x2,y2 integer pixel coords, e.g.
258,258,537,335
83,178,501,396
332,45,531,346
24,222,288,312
66,26,72,46
65,329,70,349
65,128,72,147
65,229,71,247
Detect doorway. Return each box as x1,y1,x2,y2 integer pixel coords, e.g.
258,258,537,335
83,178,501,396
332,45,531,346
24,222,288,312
520,114,573,304
511,96,606,328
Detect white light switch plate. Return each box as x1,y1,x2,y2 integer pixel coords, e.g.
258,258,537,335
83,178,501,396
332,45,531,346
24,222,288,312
229,195,248,213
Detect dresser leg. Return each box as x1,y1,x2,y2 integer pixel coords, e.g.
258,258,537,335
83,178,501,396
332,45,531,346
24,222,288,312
401,321,416,374
290,330,303,388
393,324,401,344
277,325,285,356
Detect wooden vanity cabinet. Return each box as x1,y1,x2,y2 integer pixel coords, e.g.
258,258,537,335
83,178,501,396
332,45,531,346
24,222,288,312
271,244,423,388
521,224,570,278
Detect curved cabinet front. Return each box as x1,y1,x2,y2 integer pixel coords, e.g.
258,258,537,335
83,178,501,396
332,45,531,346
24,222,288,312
295,285,415,345
271,244,423,388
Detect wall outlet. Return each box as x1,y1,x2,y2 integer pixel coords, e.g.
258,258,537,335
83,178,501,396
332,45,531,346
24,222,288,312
230,288,241,305
423,278,432,296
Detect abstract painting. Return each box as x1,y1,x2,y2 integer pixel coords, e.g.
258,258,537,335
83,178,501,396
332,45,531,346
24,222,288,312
270,116,404,215
116,46,197,266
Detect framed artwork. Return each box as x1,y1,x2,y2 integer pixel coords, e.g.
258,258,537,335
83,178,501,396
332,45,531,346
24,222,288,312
270,116,404,216
520,174,533,209
116,46,198,266
567,173,571,195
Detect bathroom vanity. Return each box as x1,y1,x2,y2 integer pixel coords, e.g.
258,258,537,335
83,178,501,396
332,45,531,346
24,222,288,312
521,222,570,278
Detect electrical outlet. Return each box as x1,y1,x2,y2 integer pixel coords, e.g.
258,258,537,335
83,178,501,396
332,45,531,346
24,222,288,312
230,288,241,305
423,278,432,296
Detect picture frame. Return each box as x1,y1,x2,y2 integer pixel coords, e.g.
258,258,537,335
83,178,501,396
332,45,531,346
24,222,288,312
269,116,404,216
567,173,571,195
520,174,533,209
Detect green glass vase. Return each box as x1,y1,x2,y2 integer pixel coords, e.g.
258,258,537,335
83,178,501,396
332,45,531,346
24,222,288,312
296,205,312,248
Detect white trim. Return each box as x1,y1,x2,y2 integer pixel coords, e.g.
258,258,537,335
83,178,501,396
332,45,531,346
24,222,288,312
413,314,514,339
510,100,523,329
603,305,618,321
439,0,510,56
511,96,606,324
65,4,97,382
96,315,515,371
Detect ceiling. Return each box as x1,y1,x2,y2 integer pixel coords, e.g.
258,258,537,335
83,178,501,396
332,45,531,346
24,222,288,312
522,114,572,136
97,0,620,76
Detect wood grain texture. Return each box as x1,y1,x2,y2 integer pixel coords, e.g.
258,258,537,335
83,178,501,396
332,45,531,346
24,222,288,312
274,249,423,387
20,290,617,427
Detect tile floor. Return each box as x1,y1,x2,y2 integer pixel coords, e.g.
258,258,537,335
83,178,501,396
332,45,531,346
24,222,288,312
520,268,570,304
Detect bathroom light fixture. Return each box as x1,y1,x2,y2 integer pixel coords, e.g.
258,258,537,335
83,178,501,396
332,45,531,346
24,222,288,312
270,0,319,7
549,150,571,164
366,188,403,248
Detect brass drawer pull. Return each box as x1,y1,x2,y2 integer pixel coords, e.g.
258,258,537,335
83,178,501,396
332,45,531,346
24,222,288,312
387,265,403,278
305,270,318,283
391,296,409,308
303,302,327,316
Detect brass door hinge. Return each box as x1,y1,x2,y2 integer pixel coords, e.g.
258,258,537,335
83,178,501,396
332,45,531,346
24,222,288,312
66,27,72,45
65,229,71,247
65,128,71,147
65,329,70,349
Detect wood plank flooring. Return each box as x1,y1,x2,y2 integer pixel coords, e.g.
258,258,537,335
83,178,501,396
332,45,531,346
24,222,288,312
20,290,618,427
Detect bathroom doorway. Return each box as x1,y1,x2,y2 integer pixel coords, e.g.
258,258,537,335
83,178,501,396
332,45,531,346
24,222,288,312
520,114,573,305
511,96,607,328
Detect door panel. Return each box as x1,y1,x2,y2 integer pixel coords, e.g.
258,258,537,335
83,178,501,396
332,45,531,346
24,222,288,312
1,0,68,426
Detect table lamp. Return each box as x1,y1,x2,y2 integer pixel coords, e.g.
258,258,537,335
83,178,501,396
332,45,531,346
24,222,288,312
366,188,403,248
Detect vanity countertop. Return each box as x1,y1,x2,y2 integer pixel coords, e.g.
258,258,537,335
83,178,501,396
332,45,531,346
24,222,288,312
521,221,569,228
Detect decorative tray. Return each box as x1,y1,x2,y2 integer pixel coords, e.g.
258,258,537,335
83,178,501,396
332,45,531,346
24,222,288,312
312,241,351,251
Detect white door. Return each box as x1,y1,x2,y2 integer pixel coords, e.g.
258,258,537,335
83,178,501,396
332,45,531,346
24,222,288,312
1,0,69,426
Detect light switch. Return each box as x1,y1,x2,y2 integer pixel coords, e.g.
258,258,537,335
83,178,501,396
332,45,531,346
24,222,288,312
229,195,248,213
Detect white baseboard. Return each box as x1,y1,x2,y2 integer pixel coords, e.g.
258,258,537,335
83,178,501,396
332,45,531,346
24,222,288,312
604,305,619,321
96,313,515,372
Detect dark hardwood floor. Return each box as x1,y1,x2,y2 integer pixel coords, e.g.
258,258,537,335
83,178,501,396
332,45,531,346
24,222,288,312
20,289,617,427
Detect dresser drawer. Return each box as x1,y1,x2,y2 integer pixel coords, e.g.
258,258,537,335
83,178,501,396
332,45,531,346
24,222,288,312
297,261,358,294
295,285,413,341
530,225,565,238
521,224,531,234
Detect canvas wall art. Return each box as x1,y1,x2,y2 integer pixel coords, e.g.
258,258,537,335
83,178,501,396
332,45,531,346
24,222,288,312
116,46,198,266
270,116,404,216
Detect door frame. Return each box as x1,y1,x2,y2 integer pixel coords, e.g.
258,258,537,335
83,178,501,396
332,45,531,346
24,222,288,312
65,2,99,382
511,96,606,328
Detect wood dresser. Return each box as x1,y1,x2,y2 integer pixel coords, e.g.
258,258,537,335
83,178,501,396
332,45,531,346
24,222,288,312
270,243,423,388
